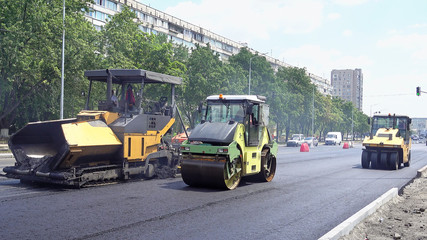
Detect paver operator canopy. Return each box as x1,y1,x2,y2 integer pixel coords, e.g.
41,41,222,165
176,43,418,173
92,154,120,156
84,69,182,115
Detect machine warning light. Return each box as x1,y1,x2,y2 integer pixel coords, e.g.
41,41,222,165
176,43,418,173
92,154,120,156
416,86,421,96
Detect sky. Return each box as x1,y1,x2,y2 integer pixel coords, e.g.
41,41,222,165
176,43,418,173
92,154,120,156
139,0,427,118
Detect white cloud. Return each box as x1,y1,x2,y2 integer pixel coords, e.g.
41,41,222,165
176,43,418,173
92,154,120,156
332,0,370,6
377,33,427,61
279,44,373,77
342,29,352,37
409,23,427,29
327,13,341,20
164,0,325,44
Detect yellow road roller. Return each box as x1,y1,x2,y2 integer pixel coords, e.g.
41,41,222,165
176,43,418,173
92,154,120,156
361,114,411,170
3,69,182,187
180,95,278,190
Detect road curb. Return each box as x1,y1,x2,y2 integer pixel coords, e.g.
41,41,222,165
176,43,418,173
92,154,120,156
319,164,427,240
318,188,398,240
417,165,427,178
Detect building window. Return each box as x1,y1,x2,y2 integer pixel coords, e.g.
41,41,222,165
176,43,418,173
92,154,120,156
223,43,233,52
96,0,105,6
106,0,117,10
139,26,148,33
192,32,203,42
85,8,94,17
94,11,110,22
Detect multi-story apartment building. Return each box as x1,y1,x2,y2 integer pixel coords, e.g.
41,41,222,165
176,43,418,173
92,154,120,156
84,0,332,95
308,73,333,96
331,69,363,110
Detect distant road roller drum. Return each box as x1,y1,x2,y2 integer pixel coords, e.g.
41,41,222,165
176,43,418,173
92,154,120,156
180,95,278,190
361,114,411,170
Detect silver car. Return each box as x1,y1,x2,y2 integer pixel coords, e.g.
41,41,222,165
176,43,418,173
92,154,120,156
303,137,318,147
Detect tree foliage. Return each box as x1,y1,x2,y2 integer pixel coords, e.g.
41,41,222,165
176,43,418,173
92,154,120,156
0,2,370,138
0,0,94,131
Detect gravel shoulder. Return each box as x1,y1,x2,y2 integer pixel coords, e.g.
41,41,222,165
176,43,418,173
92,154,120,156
341,176,427,240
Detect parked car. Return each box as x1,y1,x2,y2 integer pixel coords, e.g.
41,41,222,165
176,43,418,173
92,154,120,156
303,137,318,147
287,134,304,147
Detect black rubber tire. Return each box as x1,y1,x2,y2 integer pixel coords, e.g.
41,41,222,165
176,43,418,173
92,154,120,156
259,150,276,182
361,150,370,169
404,151,411,167
370,152,378,169
380,152,389,170
389,152,399,170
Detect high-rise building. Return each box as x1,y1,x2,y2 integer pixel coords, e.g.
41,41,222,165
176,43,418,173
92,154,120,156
85,0,332,95
331,69,363,110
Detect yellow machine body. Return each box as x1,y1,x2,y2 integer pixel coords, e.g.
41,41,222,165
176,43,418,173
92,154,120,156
362,128,411,164
4,69,182,187
123,118,175,161
361,114,412,170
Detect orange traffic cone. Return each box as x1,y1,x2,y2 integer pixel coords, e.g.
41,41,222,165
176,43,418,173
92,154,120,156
300,143,309,152
343,142,349,149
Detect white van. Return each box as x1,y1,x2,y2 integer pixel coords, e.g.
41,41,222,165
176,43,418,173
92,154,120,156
325,132,342,145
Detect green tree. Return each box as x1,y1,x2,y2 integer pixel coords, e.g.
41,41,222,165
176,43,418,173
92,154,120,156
180,44,226,128
0,0,95,131
275,66,314,140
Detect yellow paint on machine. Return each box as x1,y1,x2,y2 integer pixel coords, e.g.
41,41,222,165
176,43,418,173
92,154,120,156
77,110,120,125
124,118,175,162
362,128,412,163
232,124,271,176
60,120,122,168
62,121,121,147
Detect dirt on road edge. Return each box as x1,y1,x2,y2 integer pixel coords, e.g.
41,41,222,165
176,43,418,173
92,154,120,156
340,175,427,240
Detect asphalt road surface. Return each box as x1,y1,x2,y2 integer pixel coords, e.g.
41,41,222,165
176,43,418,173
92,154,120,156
1,143,426,240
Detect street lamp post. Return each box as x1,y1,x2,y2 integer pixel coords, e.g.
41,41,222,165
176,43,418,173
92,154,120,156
351,107,354,141
312,85,315,137
248,52,268,95
60,0,65,119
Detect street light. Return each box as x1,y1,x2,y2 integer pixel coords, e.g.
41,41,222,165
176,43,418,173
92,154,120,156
312,85,315,137
248,52,268,95
60,0,65,119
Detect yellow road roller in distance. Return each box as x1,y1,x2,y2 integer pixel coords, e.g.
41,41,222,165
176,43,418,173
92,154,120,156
361,114,411,170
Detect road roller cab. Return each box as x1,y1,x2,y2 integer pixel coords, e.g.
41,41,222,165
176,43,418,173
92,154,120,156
361,114,411,170
180,95,278,190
